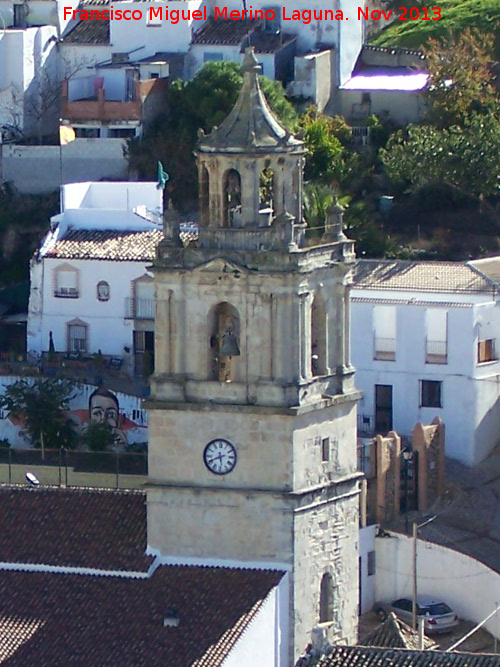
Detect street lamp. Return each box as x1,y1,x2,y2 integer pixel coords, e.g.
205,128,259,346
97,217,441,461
412,515,437,630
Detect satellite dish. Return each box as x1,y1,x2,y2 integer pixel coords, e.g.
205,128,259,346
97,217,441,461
26,472,40,486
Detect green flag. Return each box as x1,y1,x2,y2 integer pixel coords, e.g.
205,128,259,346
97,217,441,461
157,161,169,190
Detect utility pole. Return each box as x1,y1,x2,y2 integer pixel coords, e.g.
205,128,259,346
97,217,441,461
412,516,437,630
412,522,418,630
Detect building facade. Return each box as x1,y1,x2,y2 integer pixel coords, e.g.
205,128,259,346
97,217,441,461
351,259,500,466
146,48,362,663
27,182,162,376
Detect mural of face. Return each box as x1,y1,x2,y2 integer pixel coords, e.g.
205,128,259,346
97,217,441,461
88,388,127,448
90,394,119,428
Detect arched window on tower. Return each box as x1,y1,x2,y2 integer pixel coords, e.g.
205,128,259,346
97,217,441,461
259,167,274,225
208,302,241,382
223,169,241,227
311,293,327,376
319,572,334,623
200,165,209,225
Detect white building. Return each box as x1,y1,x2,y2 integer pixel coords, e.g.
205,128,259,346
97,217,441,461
27,182,163,375
351,259,500,466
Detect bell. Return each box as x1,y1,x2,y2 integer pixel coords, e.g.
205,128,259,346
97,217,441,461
219,331,240,357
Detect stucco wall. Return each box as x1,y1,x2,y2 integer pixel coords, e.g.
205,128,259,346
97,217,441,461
222,577,289,667
27,257,154,357
359,524,377,614
1,140,129,194
351,293,500,465
376,532,500,639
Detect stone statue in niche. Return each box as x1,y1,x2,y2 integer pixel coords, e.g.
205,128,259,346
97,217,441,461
217,316,240,383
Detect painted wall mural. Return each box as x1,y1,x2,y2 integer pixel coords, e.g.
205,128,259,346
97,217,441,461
0,378,148,449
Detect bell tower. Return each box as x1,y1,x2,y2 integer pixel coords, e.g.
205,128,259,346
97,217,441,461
146,48,362,662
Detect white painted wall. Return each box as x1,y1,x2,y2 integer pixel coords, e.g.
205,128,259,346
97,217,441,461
339,88,425,124
61,181,161,213
1,141,129,194
110,0,203,54
27,257,154,357
222,574,289,667
0,26,58,136
376,533,500,639
351,290,500,465
359,524,377,614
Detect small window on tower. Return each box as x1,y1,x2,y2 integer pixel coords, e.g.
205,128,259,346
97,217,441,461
322,437,330,462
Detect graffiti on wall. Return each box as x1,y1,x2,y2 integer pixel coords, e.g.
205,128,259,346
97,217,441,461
0,379,148,449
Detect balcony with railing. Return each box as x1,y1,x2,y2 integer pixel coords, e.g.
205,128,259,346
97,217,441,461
425,339,447,364
62,77,141,122
373,337,396,361
125,297,155,320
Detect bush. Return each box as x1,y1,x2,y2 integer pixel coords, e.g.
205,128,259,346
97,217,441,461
82,422,115,452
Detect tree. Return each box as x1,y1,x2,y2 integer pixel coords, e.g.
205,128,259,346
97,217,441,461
82,421,115,452
127,61,297,207
0,378,77,458
380,115,500,224
424,30,499,129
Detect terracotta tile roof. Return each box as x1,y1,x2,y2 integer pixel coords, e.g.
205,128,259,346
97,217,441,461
0,565,282,666
192,17,256,45
0,486,152,572
352,259,498,294
361,613,437,650
44,228,163,261
63,18,110,44
297,646,500,667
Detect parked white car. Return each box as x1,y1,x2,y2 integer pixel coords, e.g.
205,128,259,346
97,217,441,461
375,595,459,633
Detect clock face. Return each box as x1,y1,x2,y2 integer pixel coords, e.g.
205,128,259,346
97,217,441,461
203,439,237,475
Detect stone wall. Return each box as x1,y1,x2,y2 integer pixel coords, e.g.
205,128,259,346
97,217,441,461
375,431,401,523
1,140,129,194
412,416,445,512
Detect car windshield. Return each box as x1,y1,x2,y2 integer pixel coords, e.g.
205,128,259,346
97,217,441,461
421,603,452,616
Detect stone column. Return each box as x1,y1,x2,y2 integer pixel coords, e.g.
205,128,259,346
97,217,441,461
299,292,312,381
155,288,173,374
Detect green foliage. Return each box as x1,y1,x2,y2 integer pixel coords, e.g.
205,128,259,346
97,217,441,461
0,184,58,286
371,0,500,59
0,378,77,450
424,30,498,129
303,183,336,236
344,202,393,258
82,421,115,452
380,115,500,203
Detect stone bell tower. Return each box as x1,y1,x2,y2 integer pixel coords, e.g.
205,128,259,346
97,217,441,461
146,48,362,662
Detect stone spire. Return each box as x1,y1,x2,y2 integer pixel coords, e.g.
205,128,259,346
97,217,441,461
198,47,303,153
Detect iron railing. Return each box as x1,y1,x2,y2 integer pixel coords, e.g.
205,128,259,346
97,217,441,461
0,447,147,489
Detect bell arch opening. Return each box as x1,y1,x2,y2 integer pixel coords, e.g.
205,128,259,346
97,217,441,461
199,165,209,225
223,169,242,227
319,572,334,623
311,292,327,376
259,167,275,225
208,302,241,382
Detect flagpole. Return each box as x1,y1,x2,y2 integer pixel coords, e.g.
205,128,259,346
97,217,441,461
59,117,63,189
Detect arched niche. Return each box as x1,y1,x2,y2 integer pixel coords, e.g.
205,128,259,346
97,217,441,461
208,302,241,382
319,572,334,623
311,292,327,376
199,165,209,225
223,169,242,227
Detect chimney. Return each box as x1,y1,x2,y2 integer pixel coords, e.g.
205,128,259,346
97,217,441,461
163,606,180,628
